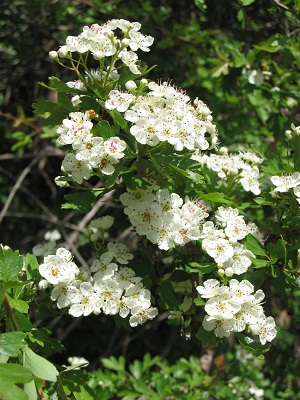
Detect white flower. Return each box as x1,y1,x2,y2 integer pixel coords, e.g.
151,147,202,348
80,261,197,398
91,254,118,281
107,243,134,264
128,30,154,52
205,293,241,320
51,281,80,309
196,279,229,298
223,243,254,275
225,218,249,241
113,267,141,290
44,229,61,242
94,278,123,315
39,248,79,285
228,279,255,304
246,70,264,85
69,282,98,317
91,216,114,230
203,237,234,265
130,117,161,146
202,315,234,338
215,207,240,227
125,284,151,309
271,173,300,192
105,90,134,112
249,316,277,345
129,306,158,327
62,153,92,184
57,112,93,146
104,137,126,159
118,49,141,74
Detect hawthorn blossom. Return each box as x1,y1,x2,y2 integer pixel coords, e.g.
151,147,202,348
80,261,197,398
105,90,134,112
39,248,79,285
271,173,300,192
68,282,98,317
62,153,92,184
196,279,276,343
129,306,158,327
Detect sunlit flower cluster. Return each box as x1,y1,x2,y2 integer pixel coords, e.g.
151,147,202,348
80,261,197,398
51,19,154,75
200,206,257,276
55,111,126,183
192,148,262,195
270,172,300,204
196,278,277,344
105,81,218,151
120,186,209,250
38,243,158,327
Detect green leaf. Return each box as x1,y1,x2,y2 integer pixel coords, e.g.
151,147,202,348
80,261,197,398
200,192,234,205
92,120,114,140
240,0,256,5
101,356,126,373
0,281,4,305
291,136,300,171
9,298,29,314
0,382,29,400
157,281,181,310
236,332,271,358
23,346,59,382
244,234,267,257
24,253,39,279
0,247,23,282
14,310,33,332
194,298,205,306
196,326,219,346
62,190,103,213
188,262,216,274
23,380,38,400
0,332,26,357
107,109,129,133
0,363,33,384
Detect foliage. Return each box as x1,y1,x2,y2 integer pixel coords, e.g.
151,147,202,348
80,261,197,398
1,1,300,399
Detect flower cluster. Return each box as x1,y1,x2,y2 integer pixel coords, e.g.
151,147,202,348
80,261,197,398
196,279,277,344
105,81,218,151
192,148,262,195
120,186,209,250
270,172,300,204
38,243,158,327
51,19,154,75
55,111,126,183
200,206,257,276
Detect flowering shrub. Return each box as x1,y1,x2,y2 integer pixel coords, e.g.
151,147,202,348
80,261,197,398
1,15,300,399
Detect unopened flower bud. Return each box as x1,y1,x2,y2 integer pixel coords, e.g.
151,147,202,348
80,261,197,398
49,51,58,60
219,147,228,155
39,279,49,290
224,267,234,277
125,80,137,92
58,45,68,58
121,38,130,48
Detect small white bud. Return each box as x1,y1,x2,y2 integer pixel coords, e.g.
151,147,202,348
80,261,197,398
125,80,137,92
224,267,234,277
38,279,49,290
49,51,58,60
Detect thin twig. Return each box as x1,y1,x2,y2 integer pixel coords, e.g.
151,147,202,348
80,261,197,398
0,147,58,224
